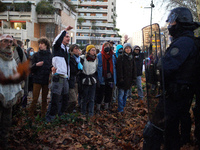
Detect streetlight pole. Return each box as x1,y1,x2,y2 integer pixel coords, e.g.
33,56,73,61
150,0,155,43
71,32,73,45
144,0,155,43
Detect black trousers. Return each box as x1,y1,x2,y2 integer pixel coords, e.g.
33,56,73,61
96,83,113,104
164,84,194,150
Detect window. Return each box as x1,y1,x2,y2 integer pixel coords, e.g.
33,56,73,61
80,13,84,16
96,13,103,16
82,27,90,29
82,34,89,36
96,21,102,23
86,13,90,16
46,24,55,42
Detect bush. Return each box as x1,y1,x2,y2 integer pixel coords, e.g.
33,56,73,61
0,1,7,12
12,2,32,12
36,1,55,15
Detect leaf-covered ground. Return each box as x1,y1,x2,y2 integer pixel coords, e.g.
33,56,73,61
4,77,200,150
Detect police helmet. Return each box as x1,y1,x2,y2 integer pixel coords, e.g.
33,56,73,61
166,7,193,24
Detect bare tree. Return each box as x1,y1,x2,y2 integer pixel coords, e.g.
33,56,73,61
197,0,200,21
159,0,198,21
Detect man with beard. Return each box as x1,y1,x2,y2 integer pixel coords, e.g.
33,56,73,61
0,34,24,148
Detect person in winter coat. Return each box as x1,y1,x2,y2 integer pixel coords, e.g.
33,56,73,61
132,45,145,100
0,34,24,148
12,39,29,108
26,47,34,92
96,42,116,113
29,37,52,118
80,45,98,116
112,44,123,103
116,43,136,113
68,44,82,113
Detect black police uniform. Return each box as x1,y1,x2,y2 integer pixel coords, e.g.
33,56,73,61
143,7,200,150
163,30,198,149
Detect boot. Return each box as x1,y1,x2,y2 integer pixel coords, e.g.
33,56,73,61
104,103,112,113
104,103,109,110
96,104,101,115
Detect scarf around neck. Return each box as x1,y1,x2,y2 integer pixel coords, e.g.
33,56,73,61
73,54,81,63
101,46,114,78
86,53,96,62
124,52,133,60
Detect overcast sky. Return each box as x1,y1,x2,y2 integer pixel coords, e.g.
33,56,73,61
116,0,169,36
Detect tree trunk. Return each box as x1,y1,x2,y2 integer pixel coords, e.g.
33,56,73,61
197,0,200,21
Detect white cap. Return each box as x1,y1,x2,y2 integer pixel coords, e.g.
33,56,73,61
0,34,13,41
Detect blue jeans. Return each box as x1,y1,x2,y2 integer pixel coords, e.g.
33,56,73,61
118,88,129,112
81,84,96,116
112,84,118,103
136,76,143,100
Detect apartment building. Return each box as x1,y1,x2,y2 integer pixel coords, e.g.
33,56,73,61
0,0,76,51
70,0,120,49
131,30,142,48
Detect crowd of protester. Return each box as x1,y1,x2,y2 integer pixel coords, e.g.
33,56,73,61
1,6,200,150
11,26,144,120
0,23,200,149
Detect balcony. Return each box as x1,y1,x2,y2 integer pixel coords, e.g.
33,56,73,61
0,28,27,40
0,11,31,21
1,0,35,3
77,29,117,34
37,14,61,24
76,36,120,41
71,1,108,6
78,8,107,13
81,22,114,27
80,16,107,20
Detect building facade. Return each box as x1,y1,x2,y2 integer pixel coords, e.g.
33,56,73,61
0,0,76,51
70,0,120,49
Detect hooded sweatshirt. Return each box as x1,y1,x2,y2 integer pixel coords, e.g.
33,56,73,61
115,45,123,58
132,45,144,76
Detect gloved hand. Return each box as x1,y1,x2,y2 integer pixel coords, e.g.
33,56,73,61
78,62,83,70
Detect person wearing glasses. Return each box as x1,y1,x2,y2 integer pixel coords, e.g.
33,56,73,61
0,34,24,148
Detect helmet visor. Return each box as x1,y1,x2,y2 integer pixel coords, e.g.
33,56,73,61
166,12,178,28
166,12,178,23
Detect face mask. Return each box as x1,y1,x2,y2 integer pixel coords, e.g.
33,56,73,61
104,47,110,53
118,49,123,54
30,51,34,56
168,24,177,37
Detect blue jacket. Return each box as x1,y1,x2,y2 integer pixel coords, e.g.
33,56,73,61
97,53,116,85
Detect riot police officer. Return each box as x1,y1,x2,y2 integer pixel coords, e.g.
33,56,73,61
143,7,200,150
164,7,200,149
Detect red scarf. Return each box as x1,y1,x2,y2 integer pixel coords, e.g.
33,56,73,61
86,54,96,61
101,45,114,78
